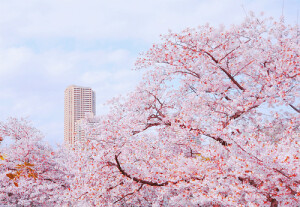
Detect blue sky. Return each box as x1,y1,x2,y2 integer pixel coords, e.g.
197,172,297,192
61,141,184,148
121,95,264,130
0,0,299,147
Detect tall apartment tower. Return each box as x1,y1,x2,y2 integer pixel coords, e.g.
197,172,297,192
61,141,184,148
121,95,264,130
64,85,96,148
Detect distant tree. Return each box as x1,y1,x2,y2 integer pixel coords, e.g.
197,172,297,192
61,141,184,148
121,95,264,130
0,118,71,206
69,13,299,206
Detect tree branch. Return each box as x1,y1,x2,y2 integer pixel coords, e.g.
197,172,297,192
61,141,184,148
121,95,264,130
114,153,205,187
113,184,144,204
43,178,69,189
115,153,169,187
289,104,300,113
199,49,245,91
218,66,245,91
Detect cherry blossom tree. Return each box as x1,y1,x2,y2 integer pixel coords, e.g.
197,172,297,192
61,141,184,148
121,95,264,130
69,13,299,206
0,118,71,206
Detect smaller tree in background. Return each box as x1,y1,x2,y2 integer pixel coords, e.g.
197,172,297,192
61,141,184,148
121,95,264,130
0,118,71,206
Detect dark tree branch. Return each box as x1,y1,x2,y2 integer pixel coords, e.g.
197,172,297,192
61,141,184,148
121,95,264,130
113,184,144,204
198,49,246,91
107,182,124,192
114,153,205,187
218,66,245,91
201,50,219,63
202,133,230,146
289,104,300,113
174,70,201,79
228,104,259,123
132,121,171,135
115,153,169,187
219,47,238,63
238,176,261,188
43,178,69,189
267,194,278,207
76,192,88,201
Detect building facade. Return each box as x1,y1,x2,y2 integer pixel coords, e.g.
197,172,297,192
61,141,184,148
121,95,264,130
64,85,96,148
75,112,100,147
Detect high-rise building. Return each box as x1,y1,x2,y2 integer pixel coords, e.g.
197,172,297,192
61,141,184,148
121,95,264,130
64,85,96,148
